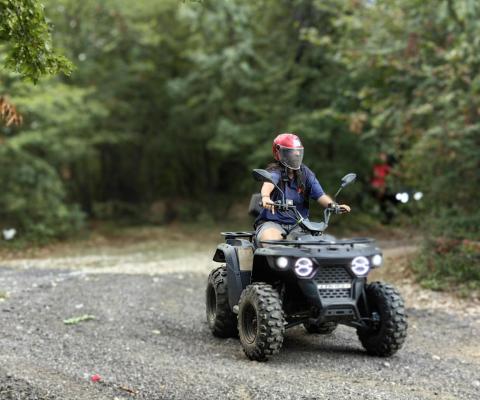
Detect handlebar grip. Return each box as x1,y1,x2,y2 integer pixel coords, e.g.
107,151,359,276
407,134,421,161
259,200,296,211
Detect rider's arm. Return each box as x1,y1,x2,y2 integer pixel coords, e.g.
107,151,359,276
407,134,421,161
261,182,276,214
261,182,274,199
317,195,351,212
317,194,334,208
307,170,350,212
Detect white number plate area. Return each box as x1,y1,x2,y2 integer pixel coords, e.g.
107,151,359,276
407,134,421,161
317,283,352,290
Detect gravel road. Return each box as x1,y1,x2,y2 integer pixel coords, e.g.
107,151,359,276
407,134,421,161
0,240,479,400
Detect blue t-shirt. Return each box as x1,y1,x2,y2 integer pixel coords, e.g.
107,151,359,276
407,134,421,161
256,164,325,225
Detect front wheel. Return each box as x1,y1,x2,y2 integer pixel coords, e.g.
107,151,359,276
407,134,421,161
238,283,285,361
357,282,408,357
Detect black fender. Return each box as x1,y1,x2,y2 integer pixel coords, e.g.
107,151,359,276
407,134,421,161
212,243,243,309
251,254,281,283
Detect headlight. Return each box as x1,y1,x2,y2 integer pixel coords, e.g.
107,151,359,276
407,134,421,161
351,256,370,276
414,192,423,201
294,258,313,277
395,192,409,203
276,257,289,269
372,254,383,267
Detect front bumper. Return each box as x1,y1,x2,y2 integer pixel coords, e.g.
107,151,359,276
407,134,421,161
297,265,366,322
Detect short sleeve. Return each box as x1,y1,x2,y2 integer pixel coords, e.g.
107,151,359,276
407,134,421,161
307,170,324,200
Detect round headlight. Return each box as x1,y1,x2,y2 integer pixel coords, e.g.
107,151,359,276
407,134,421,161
351,256,370,276
294,258,313,277
414,192,423,201
372,254,383,267
276,257,289,269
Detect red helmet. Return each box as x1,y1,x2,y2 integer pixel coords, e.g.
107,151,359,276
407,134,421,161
272,133,304,170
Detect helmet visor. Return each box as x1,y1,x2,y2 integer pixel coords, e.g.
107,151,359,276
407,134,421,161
278,146,304,170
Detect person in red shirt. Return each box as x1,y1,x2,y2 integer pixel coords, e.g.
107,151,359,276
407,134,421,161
371,152,391,197
370,152,397,223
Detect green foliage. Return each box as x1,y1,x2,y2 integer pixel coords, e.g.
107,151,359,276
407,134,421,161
412,212,480,293
0,145,84,240
322,0,480,291
332,0,480,214
0,0,72,81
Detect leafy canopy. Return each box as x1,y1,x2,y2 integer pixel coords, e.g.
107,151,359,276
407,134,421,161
0,0,72,81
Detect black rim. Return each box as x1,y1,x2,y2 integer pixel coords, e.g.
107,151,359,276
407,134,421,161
206,283,217,324
242,303,258,344
367,307,381,332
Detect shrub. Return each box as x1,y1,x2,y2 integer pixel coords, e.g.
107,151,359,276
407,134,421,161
412,212,480,293
0,146,84,241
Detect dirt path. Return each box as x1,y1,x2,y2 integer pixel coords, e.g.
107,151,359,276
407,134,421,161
0,238,479,399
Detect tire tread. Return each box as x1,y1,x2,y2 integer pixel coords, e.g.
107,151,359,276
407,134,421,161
238,283,285,361
357,281,408,357
206,265,237,338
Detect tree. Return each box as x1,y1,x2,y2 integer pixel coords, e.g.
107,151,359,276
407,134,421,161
0,0,72,81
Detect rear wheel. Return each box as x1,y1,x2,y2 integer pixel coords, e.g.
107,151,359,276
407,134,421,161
303,321,338,334
238,283,285,361
206,265,238,338
357,282,408,357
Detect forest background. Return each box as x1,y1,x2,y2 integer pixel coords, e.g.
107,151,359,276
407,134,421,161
0,0,479,293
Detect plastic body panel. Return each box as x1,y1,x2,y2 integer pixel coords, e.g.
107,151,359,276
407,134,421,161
212,233,382,325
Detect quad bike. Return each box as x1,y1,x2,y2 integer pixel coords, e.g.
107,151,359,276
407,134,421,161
206,169,408,361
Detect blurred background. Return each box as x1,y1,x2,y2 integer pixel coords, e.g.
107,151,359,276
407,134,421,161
0,0,478,294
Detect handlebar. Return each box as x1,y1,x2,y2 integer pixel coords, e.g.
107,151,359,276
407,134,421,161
258,200,345,214
260,200,345,214
258,200,295,210
258,199,349,234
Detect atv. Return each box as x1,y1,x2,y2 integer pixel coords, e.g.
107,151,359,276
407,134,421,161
206,169,407,361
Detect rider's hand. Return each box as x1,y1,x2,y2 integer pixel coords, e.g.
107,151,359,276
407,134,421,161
328,202,351,213
262,196,275,214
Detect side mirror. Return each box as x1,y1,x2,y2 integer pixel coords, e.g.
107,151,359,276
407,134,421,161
252,169,286,201
333,172,357,200
252,169,274,184
341,173,356,187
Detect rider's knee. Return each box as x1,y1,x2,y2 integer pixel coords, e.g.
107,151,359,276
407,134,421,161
260,228,283,241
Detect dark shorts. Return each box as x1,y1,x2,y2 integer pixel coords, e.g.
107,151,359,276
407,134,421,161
255,221,301,243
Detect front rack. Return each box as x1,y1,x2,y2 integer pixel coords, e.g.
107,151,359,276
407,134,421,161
221,231,255,240
259,237,375,248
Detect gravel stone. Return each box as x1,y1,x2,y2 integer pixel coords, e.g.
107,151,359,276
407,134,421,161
0,243,479,399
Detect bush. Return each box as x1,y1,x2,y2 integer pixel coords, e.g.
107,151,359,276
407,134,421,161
412,212,480,293
0,146,85,241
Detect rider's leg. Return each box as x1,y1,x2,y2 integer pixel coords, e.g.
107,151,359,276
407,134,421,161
255,222,286,247
258,227,283,241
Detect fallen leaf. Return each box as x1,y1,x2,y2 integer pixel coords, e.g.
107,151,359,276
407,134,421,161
63,314,96,325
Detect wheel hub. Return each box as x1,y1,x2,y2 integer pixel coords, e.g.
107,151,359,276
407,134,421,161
242,303,258,344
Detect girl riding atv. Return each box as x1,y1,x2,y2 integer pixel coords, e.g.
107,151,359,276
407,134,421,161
255,133,351,244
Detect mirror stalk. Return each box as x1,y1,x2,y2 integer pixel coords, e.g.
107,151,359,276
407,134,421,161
333,186,343,200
